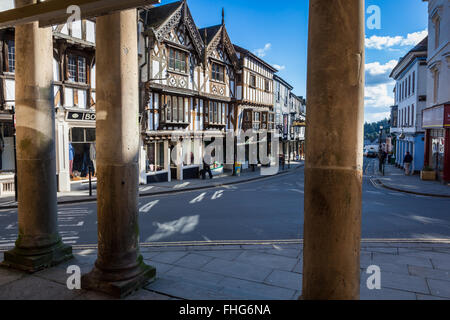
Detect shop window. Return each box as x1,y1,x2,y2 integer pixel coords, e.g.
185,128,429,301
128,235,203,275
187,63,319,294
70,127,85,142
146,142,165,173
69,128,96,180
86,128,96,142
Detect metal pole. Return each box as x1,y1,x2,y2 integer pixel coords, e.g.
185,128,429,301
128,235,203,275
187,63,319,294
88,164,92,197
12,108,18,202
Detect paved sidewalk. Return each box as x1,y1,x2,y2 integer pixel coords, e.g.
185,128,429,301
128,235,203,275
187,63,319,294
371,164,450,198
0,162,304,209
0,241,449,300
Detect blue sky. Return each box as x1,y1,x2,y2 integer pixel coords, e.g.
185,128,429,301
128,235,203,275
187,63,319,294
177,0,429,123
1,0,429,123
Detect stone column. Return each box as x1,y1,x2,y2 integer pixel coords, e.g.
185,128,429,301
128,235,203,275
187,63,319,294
2,0,72,273
81,9,155,298
302,0,365,300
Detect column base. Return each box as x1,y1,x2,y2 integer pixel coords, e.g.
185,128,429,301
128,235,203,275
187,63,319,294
1,241,73,273
81,259,156,298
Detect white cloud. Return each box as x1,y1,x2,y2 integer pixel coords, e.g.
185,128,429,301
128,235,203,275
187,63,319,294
365,84,394,109
272,64,285,71
365,29,428,50
253,43,272,58
365,60,397,86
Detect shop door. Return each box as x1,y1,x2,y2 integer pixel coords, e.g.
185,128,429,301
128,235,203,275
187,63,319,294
431,137,445,180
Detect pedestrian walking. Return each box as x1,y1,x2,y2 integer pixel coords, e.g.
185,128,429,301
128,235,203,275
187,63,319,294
378,149,387,174
202,160,213,180
403,152,413,175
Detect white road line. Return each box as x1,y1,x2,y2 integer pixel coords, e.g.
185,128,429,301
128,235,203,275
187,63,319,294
139,200,160,213
140,186,154,192
289,189,304,194
5,223,15,230
389,192,405,196
59,221,84,227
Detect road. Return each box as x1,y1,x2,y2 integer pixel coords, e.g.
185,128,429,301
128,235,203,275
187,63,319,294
1,158,450,247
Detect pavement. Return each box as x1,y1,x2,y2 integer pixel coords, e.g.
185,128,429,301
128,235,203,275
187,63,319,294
368,161,450,198
0,161,304,209
1,241,450,300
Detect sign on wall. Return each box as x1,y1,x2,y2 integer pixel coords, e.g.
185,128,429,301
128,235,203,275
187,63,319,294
66,111,96,122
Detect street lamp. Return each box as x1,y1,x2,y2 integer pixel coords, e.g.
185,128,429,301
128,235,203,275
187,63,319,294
379,125,384,151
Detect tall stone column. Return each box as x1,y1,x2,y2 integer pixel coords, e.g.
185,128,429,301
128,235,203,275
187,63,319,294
81,9,155,298
302,0,365,300
1,0,72,272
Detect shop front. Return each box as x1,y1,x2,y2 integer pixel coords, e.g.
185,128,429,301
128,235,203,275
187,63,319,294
55,108,96,192
423,104,450,182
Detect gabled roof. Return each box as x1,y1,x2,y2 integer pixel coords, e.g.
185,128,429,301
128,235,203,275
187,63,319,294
234,44,278,73
199,23,238,67
198,25,222,46
140,1,182,30
140,1,204,57
274,75,293,90
390,36,428,79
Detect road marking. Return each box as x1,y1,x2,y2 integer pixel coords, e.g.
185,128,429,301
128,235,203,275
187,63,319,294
289,189,304,194
190,192,206,204
139,200,159,213
389,192,405,196
59,221,84,227
211,190,224,200
140,186,154,192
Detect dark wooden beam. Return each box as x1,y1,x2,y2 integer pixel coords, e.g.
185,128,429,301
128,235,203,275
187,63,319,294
0,0,160,29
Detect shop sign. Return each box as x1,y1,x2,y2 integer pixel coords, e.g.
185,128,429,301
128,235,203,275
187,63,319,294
422,105,444,128
67,111,96,122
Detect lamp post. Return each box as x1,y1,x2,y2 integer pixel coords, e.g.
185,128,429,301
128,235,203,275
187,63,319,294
379,125,384,151
379,125,384,174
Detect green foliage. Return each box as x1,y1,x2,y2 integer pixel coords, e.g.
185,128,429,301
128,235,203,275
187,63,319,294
364,118,390,143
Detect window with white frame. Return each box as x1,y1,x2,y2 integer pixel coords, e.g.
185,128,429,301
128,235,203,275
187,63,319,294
7,40,15,73
68,54,87,83
211,63,224,82
433,15,440,49
168,47,187,73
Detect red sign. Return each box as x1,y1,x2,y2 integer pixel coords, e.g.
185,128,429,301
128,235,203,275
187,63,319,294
445,104,450,126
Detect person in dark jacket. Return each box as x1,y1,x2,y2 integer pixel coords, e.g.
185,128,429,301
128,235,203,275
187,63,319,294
202,160,213,180
403,152,413,175
378,149,387,173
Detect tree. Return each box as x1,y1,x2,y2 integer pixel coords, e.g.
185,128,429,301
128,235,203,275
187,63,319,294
364,118,390,143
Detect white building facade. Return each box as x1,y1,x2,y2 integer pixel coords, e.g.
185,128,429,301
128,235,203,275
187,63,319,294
390,37,428,173
422,0,450,182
